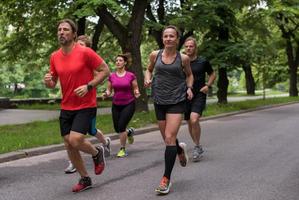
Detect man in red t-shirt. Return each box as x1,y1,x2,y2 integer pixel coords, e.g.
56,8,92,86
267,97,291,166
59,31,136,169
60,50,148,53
44,19,110,193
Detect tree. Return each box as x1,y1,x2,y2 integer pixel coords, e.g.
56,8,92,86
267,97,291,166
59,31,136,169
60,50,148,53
74,0,149,111
266,0,299,96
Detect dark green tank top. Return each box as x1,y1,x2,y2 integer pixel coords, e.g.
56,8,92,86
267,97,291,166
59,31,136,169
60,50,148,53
152,50,187,105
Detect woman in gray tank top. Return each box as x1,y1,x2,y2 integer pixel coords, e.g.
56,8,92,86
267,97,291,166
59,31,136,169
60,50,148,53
144,25,194,195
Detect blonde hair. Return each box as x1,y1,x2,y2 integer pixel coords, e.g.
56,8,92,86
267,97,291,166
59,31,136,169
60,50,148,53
77,35,92,47
184,36,198,55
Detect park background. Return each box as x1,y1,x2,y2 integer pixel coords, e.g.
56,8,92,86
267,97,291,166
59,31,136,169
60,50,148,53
0,0,298,111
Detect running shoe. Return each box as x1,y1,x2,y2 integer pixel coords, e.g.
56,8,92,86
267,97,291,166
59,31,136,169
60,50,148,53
155,176,172,195
92,146,105,175
117,147,128,158
72,176,92,193
104,137,111,157
178,142,188,167
64,161,77,174
192,145,204,162
127,127,135,144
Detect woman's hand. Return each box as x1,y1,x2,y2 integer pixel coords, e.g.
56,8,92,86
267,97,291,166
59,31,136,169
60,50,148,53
187,88,193,100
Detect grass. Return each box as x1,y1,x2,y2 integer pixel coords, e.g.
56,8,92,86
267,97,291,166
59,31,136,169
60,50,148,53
228,89,287,97
16,100,112,110
0,96,298,154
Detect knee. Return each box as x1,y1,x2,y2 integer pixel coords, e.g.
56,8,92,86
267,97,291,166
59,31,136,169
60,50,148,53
190,117,199,125
164,136,175,145
68,135,83,149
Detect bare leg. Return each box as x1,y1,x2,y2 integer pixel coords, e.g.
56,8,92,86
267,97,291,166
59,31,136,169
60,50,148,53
187,112,201,146
94,129,107,145
158,120,166,141
164,113,182,145
68,131,98,156
64,135,88,177
119,131,127,147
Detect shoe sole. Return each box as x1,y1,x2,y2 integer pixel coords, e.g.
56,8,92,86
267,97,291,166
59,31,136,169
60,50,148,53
104,137,111,157
128,136,134,144
97,146,106,166
65,169,77,174
73,185,92,193
127,128,135,144
155,182,172,195
179,142,189,167
95,146,106,175
192,155,203,162
117,154,128,158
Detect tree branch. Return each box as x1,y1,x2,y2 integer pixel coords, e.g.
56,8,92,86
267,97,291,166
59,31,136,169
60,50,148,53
96,5,127,48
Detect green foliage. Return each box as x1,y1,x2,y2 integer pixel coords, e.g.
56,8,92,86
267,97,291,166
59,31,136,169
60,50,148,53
0,0,297,99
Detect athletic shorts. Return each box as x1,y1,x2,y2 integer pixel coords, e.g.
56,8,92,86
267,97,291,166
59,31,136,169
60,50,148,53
184,92,206,120
154,101,186,121
59,107,97,137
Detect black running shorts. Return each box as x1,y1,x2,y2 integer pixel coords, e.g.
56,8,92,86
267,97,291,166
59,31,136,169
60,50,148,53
184,92,206,120
59,107,97,136
154,101,186,121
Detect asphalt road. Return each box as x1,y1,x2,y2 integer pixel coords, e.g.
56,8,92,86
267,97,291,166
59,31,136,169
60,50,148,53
1,103,299,200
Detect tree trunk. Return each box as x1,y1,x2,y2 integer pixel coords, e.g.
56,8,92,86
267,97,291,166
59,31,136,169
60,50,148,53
128,40,149,112
289,64,298,96
286,39,298,96
242,63,255,95
91,18,104,51
217,67,229,104
77,17,86,36
97,0,149,111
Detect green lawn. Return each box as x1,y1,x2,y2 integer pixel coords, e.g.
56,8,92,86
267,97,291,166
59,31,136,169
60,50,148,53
0,96,298,154
16,100,112,110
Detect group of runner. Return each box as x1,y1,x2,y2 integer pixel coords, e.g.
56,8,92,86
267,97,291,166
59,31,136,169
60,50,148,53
43,19,215,195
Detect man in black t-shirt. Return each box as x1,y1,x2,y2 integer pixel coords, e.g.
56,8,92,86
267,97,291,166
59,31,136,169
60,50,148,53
184,37,216,162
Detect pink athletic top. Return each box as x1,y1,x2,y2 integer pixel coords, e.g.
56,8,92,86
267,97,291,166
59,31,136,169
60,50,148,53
108,71,136,105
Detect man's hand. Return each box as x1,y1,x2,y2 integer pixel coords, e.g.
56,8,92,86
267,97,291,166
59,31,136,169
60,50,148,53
74,85,89,97
200,85,209,94
44,73,56,88
144,79,152,88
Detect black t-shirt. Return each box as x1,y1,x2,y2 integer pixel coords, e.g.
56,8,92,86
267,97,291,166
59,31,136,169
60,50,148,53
191,57,214,93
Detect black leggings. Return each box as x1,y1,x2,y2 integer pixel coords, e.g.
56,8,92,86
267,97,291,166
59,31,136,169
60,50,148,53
112,101,135,133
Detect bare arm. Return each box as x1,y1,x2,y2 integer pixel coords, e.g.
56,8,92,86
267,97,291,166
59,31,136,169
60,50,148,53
132,79,140,98
200,71,216,94
144,51,158,88
103,80,112,98
90,61,110,87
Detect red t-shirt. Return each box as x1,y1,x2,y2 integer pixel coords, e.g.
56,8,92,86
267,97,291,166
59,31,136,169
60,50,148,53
50,44,103,110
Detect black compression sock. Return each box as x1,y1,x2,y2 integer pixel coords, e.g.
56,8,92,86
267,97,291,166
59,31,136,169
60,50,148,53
163,145,177,179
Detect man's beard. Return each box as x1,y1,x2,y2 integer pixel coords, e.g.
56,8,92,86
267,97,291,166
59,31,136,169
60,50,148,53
58,36,72,45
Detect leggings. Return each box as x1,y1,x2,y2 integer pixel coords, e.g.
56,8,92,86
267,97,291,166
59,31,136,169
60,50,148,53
112,101,135,133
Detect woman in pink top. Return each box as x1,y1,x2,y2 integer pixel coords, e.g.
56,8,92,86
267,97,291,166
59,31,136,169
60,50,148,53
103,53,140,157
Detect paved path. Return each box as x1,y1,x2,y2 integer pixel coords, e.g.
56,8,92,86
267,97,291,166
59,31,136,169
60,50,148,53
0,94,288,125
0,103,299,200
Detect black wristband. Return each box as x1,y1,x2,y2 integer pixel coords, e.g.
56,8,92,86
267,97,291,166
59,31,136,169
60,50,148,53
87,84,93,91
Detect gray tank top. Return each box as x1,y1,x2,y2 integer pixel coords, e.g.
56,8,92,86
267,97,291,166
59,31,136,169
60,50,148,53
152,50,187,105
